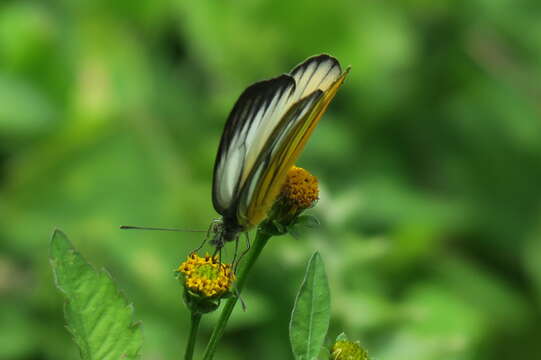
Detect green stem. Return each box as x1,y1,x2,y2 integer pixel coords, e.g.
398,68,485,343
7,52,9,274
201,229,272,360
185,312,202,360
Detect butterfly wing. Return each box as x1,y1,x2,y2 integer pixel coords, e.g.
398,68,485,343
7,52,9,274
212,54,348,228
238,66,349,227
212,75,296,216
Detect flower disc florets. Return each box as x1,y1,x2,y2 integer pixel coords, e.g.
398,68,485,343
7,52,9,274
281,166,319,212
177,253,235,298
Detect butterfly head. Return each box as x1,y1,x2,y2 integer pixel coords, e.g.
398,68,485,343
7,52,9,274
209,217,243,250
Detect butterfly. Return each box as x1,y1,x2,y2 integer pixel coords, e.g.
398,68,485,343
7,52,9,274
210,54,349,249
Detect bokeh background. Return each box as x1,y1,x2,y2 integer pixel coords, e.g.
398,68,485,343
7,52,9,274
2,0,541,359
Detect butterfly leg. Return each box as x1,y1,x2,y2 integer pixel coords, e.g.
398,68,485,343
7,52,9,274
230,235,240,271
211,246,223,269
191,219,221,255
235,288,248,312
233,232,251,273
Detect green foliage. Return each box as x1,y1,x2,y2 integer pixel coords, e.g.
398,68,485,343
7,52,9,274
2,0,541,359
49,230,143,360
290,252,331,360
293,215,320,229
288,215,321,238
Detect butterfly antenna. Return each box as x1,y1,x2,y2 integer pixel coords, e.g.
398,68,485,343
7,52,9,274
120,225,206,232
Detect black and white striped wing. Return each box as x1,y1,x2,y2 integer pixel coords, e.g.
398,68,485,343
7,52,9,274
212,75,296,215
212,54,343,222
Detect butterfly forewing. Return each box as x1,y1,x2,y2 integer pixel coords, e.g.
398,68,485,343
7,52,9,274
290,54,342,101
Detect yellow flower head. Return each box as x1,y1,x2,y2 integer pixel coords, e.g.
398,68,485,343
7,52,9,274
280,166,319,212
331,340,368,360
177,253,235,298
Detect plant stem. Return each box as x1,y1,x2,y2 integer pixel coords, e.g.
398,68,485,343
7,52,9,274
201,229,272,360
185,312,202,360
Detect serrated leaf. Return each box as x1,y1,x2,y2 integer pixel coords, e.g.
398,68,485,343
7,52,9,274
49,229,143,360
290,252,330,360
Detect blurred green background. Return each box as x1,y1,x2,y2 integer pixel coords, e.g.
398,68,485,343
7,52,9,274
2,0,541,359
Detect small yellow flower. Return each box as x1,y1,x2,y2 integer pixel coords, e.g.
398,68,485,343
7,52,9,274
177,253,235,298
331,340,368,360
280,166,319,212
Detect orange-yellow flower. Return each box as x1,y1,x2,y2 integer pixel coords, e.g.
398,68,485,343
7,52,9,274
280,166,319,213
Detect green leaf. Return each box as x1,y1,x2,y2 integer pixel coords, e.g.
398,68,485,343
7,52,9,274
294,215,320,228
288,215,320,239
49,229,143,360
289,252,331,360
